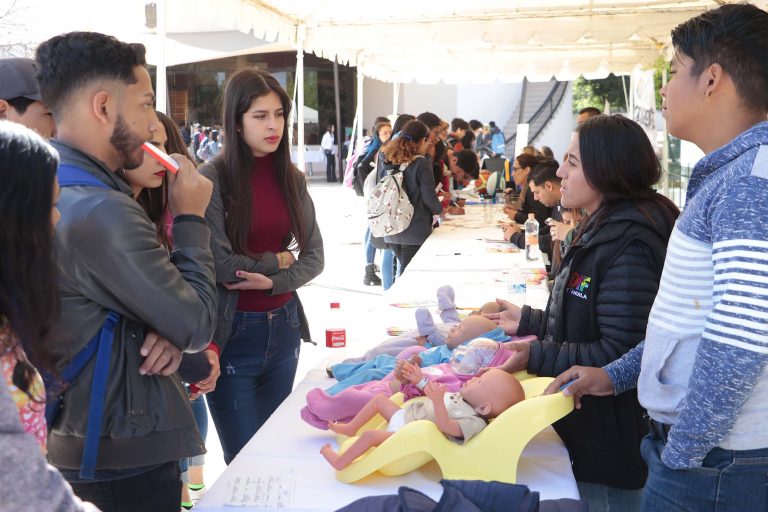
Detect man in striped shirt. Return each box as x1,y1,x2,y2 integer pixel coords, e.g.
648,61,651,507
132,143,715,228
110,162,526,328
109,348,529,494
545,5,768,511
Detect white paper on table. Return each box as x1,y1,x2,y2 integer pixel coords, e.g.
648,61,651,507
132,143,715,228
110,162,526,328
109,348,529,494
224,471,295,508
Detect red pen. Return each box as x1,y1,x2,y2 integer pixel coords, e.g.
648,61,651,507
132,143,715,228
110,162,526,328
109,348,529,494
141,142,180,174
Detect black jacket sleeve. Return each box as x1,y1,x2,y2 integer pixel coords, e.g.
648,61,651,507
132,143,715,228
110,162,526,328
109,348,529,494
516,305,545,337
527,240,660,376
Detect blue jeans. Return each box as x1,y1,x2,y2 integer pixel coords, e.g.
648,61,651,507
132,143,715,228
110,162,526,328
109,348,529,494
577,482,642,511
207,299,302,464
364,227,376,265
179,394,209,475
381,248,395,290
641,432,768,511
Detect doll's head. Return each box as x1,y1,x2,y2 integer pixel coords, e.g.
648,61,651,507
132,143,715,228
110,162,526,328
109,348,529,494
445,315,497,349
449,338,499,375
460,368,525,419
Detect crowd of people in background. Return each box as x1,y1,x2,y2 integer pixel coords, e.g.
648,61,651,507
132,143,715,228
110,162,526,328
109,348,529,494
1,4,767,512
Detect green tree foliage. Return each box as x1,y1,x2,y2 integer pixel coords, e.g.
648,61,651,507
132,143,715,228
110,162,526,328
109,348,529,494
573,59,670,114
572,74,629,113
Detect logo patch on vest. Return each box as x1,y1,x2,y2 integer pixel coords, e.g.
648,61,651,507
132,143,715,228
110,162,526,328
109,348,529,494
566,271,591,300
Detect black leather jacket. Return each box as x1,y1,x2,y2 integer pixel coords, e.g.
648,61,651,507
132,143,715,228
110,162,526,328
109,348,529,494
45,141,217,473
517,199,676,489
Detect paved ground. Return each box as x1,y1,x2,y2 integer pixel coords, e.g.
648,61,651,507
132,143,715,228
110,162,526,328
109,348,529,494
200,175,388,491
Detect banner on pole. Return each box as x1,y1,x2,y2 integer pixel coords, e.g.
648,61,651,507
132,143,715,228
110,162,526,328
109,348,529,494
631,67,656,144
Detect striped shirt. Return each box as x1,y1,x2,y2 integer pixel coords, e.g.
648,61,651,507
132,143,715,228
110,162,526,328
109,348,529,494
605,122,768,469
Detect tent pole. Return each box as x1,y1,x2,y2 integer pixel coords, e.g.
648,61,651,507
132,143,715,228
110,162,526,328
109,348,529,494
296,25,306,174
333,59,342,182
661,67,670,199
392,81,399,117
356,67,364,151
155,0,168,115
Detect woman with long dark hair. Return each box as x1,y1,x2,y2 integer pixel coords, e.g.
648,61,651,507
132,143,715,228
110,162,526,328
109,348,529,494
0,121,97,510
200,69,324,464
489,115,679,510
118,111,217,508
379,119,442,272
504,152,552,227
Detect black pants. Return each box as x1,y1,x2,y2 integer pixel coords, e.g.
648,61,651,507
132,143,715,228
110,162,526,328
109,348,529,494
389,243,421,273
69,461,181,512
325,150,336,182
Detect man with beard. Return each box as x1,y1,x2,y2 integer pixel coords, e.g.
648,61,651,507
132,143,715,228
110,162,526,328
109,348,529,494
36,32,216,511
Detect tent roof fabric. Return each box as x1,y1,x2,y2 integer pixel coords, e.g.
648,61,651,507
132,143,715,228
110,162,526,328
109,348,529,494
224,0,755,83
9,1,767,83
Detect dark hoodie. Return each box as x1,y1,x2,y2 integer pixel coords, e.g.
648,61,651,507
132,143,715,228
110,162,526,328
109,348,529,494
517,199,676,490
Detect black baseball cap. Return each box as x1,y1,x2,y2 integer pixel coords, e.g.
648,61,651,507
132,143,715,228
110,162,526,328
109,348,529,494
0,58,42,101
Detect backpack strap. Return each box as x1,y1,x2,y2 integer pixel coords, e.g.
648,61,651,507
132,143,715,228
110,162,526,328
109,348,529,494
57,164,111,190
80,310,120,479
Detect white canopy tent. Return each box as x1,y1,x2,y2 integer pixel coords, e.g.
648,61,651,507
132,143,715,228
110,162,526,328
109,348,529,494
5,0,765,169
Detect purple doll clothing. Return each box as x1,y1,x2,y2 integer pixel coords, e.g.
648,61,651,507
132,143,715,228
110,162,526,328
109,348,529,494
300,338,534,429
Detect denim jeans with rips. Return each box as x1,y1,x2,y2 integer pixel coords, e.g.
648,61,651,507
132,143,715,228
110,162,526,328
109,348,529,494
207,298,301,464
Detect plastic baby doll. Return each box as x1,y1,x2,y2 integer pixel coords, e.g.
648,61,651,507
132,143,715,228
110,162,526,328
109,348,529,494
301,335,533,429
334,285,460,368
320,368,525,470
327,315,506,396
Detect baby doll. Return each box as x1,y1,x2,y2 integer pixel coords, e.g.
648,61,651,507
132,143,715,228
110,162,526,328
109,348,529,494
333,285,460,369
300,334,534,429
320,368,525,470
326,315,505,396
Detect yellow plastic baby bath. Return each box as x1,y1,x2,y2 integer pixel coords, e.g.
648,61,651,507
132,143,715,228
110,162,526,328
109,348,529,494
333,374,573,484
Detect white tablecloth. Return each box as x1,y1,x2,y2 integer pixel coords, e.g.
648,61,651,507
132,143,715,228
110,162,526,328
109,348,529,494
197,206,578,511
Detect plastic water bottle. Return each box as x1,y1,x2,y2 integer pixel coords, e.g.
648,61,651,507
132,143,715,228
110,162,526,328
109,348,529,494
483,195,493,224
506,268,527,306
525,213,541,261
325,302,346,348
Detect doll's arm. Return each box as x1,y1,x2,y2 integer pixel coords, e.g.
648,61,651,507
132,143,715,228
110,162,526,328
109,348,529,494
423,382,463,438
399,361,424,385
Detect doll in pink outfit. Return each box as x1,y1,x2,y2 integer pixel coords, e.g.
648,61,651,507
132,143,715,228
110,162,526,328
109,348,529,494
301,322,533,429
320,368,524,470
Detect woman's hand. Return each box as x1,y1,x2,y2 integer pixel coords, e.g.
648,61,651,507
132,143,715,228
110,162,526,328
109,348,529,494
278,251,296,270
224,271,273,290
549,220,573,242
189,349,221,399
479,340,530,375
483,298,522,334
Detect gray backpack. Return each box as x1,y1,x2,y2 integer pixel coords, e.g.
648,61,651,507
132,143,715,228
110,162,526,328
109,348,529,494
367,158,420,237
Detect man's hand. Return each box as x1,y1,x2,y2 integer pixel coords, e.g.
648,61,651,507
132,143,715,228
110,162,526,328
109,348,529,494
483,298,522,334
542,366,615,409
504,205,520,220
423,381,445,403
400,361,424,385
139,331,182,376
167,154,213,218
189,349,221,399
224,271,273,290
504,224,522,239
